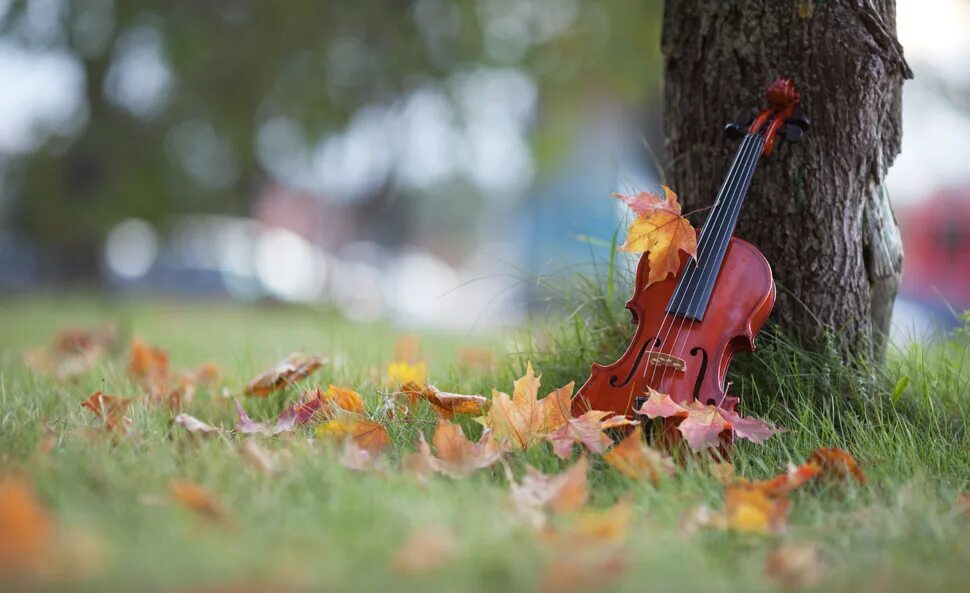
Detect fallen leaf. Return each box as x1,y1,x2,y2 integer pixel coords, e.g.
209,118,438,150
173,413,221,436
417,384,489,419
391,527,456,576
233,399,296,436
386,360,427,387
602,426,675,484
806,448,865,485
414,421,505,478
80,391,134,432
317,414,391,454
0,476,53,576
508,455,589,516
281,385,366,425
25,325,117,383
476,363,573,450
723,483,790,535
766,542,825,590
169,481,229,523
754,462,823,496
245,353,326,397
128,338,170,387
618,186,698,287
339,440,385,472
635,388,783,451
545,410,615,459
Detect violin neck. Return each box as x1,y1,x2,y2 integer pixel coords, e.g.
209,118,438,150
666,133,766,321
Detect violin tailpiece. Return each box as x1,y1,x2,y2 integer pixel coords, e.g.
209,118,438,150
645,352,687,372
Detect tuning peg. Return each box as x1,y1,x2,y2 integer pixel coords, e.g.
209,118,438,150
780,123,803,143
735,109,756,127
787,113,811,131
723,122,746,140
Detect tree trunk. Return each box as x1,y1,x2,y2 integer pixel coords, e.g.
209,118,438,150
662,0,911,361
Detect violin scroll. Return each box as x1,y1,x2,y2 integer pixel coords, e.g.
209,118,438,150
723,77,810,155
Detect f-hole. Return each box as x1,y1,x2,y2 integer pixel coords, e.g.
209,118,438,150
689,346,709,400
609,337,661,388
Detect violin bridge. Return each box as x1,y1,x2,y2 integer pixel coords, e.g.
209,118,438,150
645,352,687,372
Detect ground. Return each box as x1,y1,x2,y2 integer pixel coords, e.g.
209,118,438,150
0,296,968,593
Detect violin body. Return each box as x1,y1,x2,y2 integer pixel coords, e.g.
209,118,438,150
572,236,775,418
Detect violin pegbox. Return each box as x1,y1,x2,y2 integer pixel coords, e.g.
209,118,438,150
723,77,810,155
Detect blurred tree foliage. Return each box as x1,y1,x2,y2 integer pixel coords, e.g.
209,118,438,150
0,0,661,276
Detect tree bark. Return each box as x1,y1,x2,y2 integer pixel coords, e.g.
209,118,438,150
662,0,911,361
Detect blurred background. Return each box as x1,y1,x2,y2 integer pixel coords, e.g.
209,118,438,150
0,0,967,340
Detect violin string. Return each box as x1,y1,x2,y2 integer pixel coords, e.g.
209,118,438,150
658,132,766,398
640,133,758,389
637,133,759,397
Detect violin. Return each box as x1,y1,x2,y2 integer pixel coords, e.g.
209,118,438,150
573,78,809,422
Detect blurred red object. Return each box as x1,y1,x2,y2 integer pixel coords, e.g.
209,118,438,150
898,188,970,310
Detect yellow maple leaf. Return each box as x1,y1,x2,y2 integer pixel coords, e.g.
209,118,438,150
386,361,427,387
475,363,573,450
618,186,697,288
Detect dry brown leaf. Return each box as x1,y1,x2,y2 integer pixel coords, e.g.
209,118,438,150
169,481,229,523
173,413,221,436
766,542,825,590
508,455,589,518
602,426,675,484
0,476,53,576
418,384,489,419
391,527,457,576
245,353,326,397
80,391,134,433
476,363,573,450
128,338,170,386
316,414,391,454
806,448,865,485
339,440,385,473
723,483,790,535
545,410,615,459
419,420,505,478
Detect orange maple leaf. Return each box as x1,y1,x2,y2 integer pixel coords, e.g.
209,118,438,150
545,410,620,459
475,363,573,450
0,476,53,576
80,391,134,432
317,414,391,454
635,388,782,451
507,455,589,523
413,420,505,478
617,186,697,287
169,481,230,523
806,447,865,485
602,426,675,484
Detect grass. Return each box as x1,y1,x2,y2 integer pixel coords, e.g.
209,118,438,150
0,286,968,593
